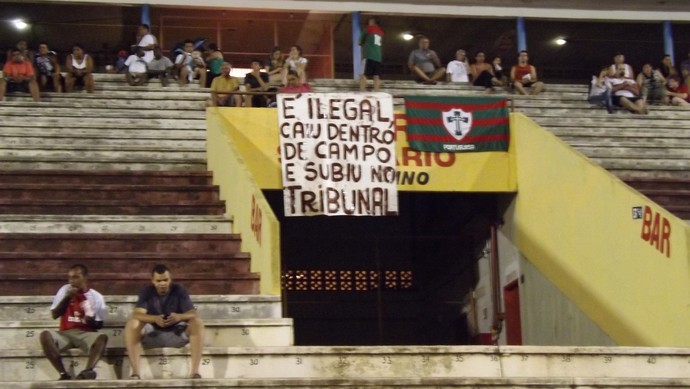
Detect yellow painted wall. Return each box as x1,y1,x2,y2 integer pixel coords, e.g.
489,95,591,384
207,108,282,295
218,108,516,193
505,113,690,346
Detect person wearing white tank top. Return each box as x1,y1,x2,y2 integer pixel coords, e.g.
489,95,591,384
64,44,95,93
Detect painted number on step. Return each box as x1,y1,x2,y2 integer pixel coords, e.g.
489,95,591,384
561,356,571,363
109,306,118,313
421,355,430,364
337,356,350,367
25,360,35,369
241,328,250,336
249,358,260,366
295,357,303,365
24,307,35,314
382,356,392,365
158,357,169,366
647,357,656,364
70,360,79,368
454,355,464,362
202,358,211,366
490,355,499,362
114,359,123,367
25,330,35,338
521,355,529,362
603,356,612,364
112,329,122,336
231,306,240,313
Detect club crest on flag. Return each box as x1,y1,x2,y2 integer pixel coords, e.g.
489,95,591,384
442,108,473,141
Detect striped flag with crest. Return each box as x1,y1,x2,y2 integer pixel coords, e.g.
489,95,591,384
404,96,510,152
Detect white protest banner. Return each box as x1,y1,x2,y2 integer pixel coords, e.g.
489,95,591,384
278,93,398,217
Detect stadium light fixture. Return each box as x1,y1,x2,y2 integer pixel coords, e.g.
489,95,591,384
555,38,567,46
402,33,414,41
12,19,29,30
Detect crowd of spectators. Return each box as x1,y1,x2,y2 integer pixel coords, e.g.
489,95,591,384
4,19,690,113
588,52,690,114
0,23,312,105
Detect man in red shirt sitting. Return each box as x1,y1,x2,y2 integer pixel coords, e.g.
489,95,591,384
510,50,545,96
665,75,690,107
0,48,40,102
39,264,108,380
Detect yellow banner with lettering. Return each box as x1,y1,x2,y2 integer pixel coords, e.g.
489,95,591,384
217,108,516,192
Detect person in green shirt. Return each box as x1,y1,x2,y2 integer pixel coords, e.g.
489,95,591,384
359,16,384,92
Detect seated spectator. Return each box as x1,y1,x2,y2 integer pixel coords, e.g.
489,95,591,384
608,53,634,80
8,40,35,64
471,51,501,92
636,63,665,104
175,40,207,87
664,75,690,107
660,54,677,79
588,66,613,113
510,50,544,95
205,43,224,87
492,56,506,86
34,42,62,93
279,71,312,93
407,36,445,85
0,48,40,102
266,47,285,85
115,49,129,73
39,264,107,381
446,49,470,83
147,45,174,86
124,47,148,86
244,59,271,107
64,44,95,93
208,62,241,107
610,77,647,114
135,24,157,63
681,50,690,86
281,45,308,86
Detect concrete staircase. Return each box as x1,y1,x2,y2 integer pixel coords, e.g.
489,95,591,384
2,75,690,387
312,79,690,222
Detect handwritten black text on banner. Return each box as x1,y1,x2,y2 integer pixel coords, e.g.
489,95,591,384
278,93,398,216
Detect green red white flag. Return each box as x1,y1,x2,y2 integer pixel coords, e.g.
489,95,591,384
404,96,510,152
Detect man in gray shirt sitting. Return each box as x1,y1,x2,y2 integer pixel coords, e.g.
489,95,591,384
147,45,174,86
408,36,446,85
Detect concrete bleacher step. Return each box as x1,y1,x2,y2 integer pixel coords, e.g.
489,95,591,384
0,107,205,120
0,116,204,128
0,200,225,215
0,318,293,349
0,233,242,252
0,272,259,295
0,183,219,202
0,295,282,322
2,136,206,148
0,127,205,139
0,215,232,234
0,99,205,111
1,345,688,381
0,251,248,274
0,170,214,185
4,377,690,389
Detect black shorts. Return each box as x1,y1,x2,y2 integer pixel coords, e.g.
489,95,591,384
6,80,31,93
612,95,640,106
71,73,85,87
363,59,382,77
